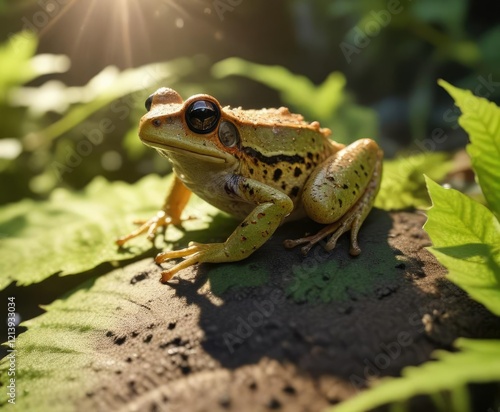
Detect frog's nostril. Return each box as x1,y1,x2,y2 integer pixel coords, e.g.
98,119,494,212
152,119,162,127
145,94,154,111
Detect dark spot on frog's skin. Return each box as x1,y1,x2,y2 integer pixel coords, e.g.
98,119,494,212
290,186,300,197
360,164,365,171
294,167,302,177
338,199,343,208
306,162,312,170
241,236,247,241
281,182,287,190
273,169,283,182
241,222,249,228
354,170,360,176
355,183,360,189
249,188,255,196
326,175,335,182
249,168,254,175
257,213,266,219
307,152,313,160
364,171,368,177
343,184,349,189
263,169,268,175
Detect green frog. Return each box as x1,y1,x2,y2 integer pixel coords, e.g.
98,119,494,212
117,88,383,282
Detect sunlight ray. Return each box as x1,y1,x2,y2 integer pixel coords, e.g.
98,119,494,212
119,1,133,67
72,0,99,54
36,0,79,39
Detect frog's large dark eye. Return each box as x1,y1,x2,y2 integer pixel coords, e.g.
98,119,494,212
218,121,240,148
185,99,220,134
145,94,154,111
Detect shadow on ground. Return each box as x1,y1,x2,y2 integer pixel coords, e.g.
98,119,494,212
77,210,500,411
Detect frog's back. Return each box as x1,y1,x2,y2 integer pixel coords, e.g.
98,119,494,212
225,106,341,208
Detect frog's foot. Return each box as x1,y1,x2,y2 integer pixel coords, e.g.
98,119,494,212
116,211,183,246
284,208,362,256
155,242,224,282
283,175,379,256
284,149,381,256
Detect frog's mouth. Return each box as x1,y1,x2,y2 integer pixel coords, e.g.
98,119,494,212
141,139,227,164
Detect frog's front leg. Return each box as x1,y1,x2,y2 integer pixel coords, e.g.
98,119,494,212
156,177,294,282
116,175,192,246
284,138,383,255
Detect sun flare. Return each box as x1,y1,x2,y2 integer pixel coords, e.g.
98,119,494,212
32,0,202,68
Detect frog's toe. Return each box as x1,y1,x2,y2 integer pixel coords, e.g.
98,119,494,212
285,210,363,256
116,211,175,246
283,236,316,255
155,242,219,282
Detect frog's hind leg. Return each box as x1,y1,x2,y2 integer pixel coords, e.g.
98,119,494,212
284,139,383,256
283,174,379,255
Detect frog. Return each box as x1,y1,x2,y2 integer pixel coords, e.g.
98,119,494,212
116,87,383,282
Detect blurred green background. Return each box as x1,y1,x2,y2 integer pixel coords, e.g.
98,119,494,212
0,0,498,205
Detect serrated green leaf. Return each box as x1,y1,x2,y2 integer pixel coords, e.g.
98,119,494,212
439,79,500,218
424,176,500,316
329,338,500,412
375,153,452,210
0,174,222,290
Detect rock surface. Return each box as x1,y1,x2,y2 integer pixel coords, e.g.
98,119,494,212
79,210,500,411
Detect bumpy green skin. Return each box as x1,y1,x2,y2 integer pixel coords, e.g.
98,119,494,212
118,88,383,281
302,139,381,224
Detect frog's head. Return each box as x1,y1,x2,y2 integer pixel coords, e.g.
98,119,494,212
139,88,241,166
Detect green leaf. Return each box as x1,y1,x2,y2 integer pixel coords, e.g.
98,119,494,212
375,152,452,210
329,338,500,412
0,31,37,100
212,58,344,118
28,58,195,148
439,79,500,218
212,58,378,143
0,174,222,290
424,176,500,316
0,260,174,411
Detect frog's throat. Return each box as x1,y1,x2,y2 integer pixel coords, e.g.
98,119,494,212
144,140,227,164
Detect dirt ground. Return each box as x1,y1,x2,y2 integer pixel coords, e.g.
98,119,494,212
79,210,500,412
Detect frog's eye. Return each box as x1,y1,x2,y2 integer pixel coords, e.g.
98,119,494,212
218,121,240,148
185,99,220,134
145,94,154,111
